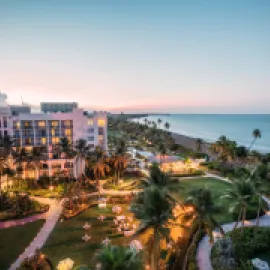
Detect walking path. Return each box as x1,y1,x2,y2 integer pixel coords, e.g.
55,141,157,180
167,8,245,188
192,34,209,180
0,197,53,229
196,173,270,270
9,198,63,270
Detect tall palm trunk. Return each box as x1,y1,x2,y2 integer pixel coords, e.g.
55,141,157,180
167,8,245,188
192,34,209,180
233,208,243,230
256,196,262,226
248,139,256,152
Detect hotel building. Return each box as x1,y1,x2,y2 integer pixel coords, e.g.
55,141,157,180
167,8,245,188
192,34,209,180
0,93,107,179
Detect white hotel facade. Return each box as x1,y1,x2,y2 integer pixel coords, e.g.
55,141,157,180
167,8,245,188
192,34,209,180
0,93,108,179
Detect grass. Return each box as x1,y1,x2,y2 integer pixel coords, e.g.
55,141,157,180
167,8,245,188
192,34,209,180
169,177,234,224
42,204,137,268
0,219,45,269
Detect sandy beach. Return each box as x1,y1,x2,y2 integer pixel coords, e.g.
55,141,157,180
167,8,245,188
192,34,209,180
171,132,210,153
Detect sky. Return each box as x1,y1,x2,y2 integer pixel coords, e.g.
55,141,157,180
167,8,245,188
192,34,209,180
0,0,270,113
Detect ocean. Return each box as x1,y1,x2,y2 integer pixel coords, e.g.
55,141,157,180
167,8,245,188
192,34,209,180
135,114,270,153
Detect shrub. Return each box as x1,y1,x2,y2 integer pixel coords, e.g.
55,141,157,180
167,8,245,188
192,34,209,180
171,170,205,178
211,227,270,270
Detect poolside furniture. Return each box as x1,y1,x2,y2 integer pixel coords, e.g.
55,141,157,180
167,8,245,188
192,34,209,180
83,222,91,230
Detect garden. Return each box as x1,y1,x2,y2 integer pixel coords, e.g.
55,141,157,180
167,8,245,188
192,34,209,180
0,192,49,221
211,227,270,269
42,199,142,268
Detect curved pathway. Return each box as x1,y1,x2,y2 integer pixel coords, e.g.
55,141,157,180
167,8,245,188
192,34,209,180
9,198,63,270
7,189,141,269
196,173,270,270
0,197,54,229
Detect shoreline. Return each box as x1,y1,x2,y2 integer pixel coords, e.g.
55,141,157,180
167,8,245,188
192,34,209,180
171,132,210,154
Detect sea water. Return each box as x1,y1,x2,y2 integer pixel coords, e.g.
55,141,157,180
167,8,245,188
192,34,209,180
135,114,270,153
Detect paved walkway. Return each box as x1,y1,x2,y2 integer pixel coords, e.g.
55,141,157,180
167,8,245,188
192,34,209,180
196,174,270,270
0,197,54,229
9,198,63,270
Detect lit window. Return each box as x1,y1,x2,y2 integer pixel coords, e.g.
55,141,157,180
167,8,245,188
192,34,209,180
65,129,71,136
38,121,46,127
51,129,56,136
98,119,106,126
52,137,59,144
41,138,47,145
88,118,93,125
51,121,59,127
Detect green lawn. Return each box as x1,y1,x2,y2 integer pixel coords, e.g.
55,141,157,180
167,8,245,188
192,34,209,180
169,177,234,224
0,219,45,269
42,204,135,268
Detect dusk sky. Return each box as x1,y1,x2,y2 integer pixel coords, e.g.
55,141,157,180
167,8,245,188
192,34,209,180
0,0,269,113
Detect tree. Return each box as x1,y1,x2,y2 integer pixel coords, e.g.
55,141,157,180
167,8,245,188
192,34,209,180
157,143,167,164
157,118,162,128
110,154,128,185
210,136,237,163
195,138,203,153
184,187,225,243
86,146,110,189
95,245,143,270
0,155,8,191
58,137,75,182
0,134,14,156
164,122,170,130
222,178,256,231
249,129,262,152
74,139,91,180
26,147,47,186
131,186,175,270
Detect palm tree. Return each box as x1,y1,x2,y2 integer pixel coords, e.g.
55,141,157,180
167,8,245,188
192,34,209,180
210,136,237,163
249,129,262,152
0,155,8,191
222,178,256,230
110,154,128,185
157,143,167,164
164,122,170,130
95,245,143,270
74,139,91,180
195,138,203,153
184,187,225,243
157,118,162,128
58,137,75,181
26,147,47,186
13,147,28,180
0,134,14,156
131,186,175,270
86,146,110,189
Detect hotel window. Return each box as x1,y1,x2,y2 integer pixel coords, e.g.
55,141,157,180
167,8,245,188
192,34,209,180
23,121,31,127
4,130,8,137
88,128,94,133
0,119,1,128
25,138,32,145
63,120,72,127
51,121,59,127
65,128,71,136
41,138,47,145
38,121,46,127
51,129,56,136
88,136,94,141
13,121,20,129
98,119,106,126
3,117,7,128
88,118,93,126
52,137,59,144
98,127,104,135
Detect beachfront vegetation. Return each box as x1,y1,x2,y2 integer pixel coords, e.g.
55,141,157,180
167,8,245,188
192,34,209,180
211,227,270,270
